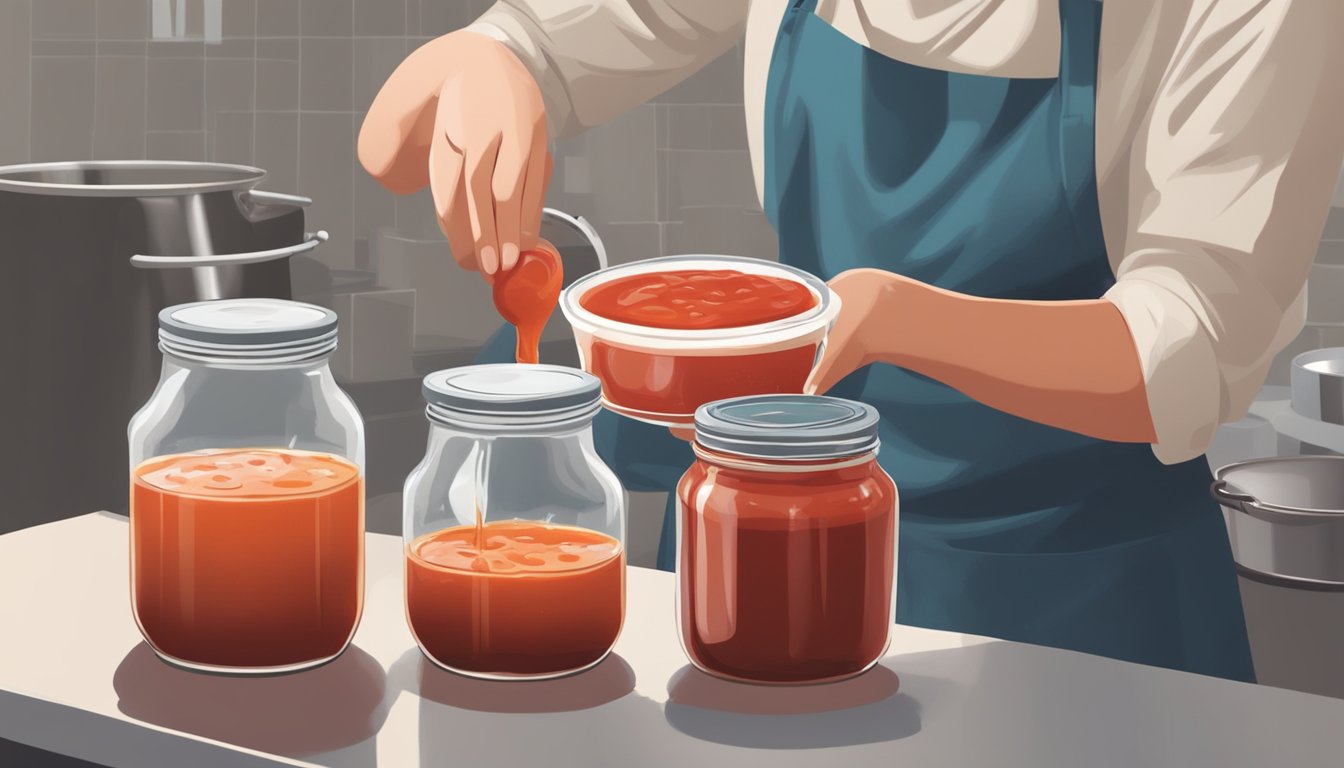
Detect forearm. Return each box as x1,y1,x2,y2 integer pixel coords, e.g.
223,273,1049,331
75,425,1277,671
876,275,1155,443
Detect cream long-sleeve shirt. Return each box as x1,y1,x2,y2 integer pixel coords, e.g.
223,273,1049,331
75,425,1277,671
469,0,1344,464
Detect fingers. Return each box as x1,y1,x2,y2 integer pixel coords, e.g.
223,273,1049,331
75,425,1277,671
493,132,528,272
428,133,478,275
466,134,503,276
804,323,866,396
518,122,551,251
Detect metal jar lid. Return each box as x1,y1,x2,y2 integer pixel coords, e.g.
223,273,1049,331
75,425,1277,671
422,364,603,429
693,395,880,460
158,299,339,363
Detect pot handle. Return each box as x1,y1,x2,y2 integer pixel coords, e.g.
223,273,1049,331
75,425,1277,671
1211,478,1324,526
129,230,328,269
239,189,312,208
1210,479,1258,510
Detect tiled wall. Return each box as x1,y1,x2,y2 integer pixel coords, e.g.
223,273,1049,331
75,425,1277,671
0,0,768,561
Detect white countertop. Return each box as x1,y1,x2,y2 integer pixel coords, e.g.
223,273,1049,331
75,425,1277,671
2,513,1341,768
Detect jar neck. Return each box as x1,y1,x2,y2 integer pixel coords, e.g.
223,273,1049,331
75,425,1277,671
427,418,594,441
692,443,878,474
162,352,334,376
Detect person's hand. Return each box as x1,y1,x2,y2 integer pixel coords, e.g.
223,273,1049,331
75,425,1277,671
358,30,552,279
805,268,903,395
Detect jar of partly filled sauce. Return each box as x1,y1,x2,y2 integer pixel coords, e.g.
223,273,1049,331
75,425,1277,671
677,395,897,684
128,300,366,675
403,365,626,680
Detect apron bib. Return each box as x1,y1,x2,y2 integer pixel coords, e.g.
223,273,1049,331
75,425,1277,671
762,0,1254,681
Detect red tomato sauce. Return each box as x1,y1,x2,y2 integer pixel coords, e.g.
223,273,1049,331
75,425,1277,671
676,455,896,683
578,269,817,330
131,449,364,670
588,341,819,421
406,522,624,676
493,240,563,364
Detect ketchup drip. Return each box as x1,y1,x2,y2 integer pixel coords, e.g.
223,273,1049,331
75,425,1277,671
492,240,563,364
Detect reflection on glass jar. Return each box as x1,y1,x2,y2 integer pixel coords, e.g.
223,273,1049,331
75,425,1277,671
403,365,626,680
676,395,897,684
128,300,365,675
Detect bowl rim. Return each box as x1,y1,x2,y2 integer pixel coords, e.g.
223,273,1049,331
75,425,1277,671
559,254,839,343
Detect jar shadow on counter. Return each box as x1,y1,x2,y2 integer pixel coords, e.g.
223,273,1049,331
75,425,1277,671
113,641,387,760
393,646,636,714
663,663,920,749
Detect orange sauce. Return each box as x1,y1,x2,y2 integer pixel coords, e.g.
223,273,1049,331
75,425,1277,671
578,269,817,330
131,449,364,670
406,521,624,676
493,239,563,364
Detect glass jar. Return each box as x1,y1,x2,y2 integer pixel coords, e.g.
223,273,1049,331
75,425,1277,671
676,395,897,684
404,364,626,680
128,299,365,675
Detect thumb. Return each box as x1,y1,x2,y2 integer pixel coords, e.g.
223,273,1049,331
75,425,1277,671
804,330,865,396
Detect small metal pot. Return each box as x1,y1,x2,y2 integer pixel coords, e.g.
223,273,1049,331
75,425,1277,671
0,161,325,530
1291,348,1344,426
1212,456,1344,587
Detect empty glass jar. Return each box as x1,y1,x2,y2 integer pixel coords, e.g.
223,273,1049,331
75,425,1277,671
128,299,365,674
403,364,626,679
677,395,898,684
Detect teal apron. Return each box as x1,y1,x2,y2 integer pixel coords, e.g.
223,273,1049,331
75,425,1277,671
479,0,1256,681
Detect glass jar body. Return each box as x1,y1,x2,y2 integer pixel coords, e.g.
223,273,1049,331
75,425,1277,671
676,450,898,684
403,421,627,680
128,355,366,674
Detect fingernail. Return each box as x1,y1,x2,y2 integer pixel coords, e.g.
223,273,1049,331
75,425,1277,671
502,242,519,271
480,245,497,274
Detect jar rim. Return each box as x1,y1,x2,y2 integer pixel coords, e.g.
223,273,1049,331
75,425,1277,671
692,442,878,472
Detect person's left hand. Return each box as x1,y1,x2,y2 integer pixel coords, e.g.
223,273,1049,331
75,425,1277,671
805,268,902,395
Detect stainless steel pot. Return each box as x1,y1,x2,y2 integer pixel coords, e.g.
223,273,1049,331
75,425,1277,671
1291,348,1344,426
1211,456,1344,587
0,161,326,531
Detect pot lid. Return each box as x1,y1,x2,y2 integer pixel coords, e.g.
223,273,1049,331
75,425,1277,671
0,161,266,197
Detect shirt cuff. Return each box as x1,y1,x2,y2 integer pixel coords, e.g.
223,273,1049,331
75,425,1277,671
1104,274,1225,466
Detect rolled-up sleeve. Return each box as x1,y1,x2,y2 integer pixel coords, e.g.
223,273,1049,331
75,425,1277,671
1101,0,1344,464
468,0,749,138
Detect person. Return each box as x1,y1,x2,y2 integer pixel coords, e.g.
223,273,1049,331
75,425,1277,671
359,0,1344,682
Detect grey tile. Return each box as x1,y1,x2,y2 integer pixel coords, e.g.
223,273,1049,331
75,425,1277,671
300,37,353,111
146,130,207,160
352,36,406,115
330,288,416,383
301,0,352,36
257,0,298,36
661,104,711,150
404,0,420,34
598,222,663,266
354,0,405,35
665,206,778,261
96,0,146,39
97,40,148,55
373,233,499,345
418,0,473,36
254,110,299,193
30,56,97,161
299,112,357,268
205,37,255,58
147,39,204,56
709,104,748,150
33,39,96,55
0,0,31,163
393,189,444,240
658,45,743,104
661,148,757,215
221,0,256,38
353,159,398,243
92,56,148,159
147,55,205,130
206,57,254,115
257,36,299,59
33,0,95,39
587,104,659,223
1267,326,1325,386
210,110,254,164
254,57,298,110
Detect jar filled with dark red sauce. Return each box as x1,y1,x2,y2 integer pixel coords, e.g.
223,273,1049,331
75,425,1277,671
676,395,897,684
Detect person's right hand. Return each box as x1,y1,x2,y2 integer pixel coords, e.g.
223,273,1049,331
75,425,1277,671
358,30,552,279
